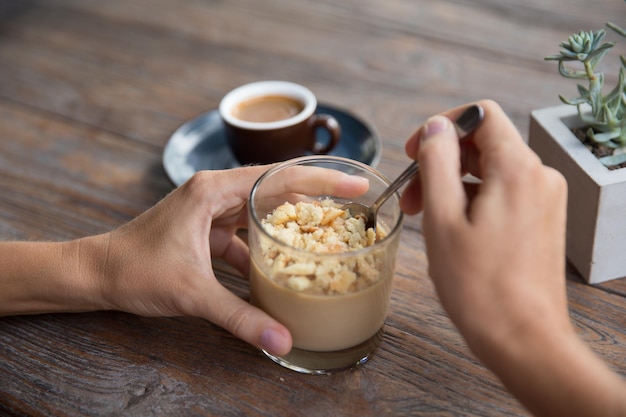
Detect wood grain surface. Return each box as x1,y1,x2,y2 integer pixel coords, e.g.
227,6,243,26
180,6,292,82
1,1,625,416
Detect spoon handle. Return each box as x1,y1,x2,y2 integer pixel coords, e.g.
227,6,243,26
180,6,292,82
370,104,484,212
370,161,420,212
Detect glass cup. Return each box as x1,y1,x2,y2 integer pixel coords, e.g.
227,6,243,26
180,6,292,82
248,156,403,374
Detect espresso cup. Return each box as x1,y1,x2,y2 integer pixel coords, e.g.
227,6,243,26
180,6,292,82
219,81,341,165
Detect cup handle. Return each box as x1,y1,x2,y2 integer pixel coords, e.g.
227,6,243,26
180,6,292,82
308,114,341,154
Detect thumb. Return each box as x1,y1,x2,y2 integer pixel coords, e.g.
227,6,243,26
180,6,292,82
418,115,467,225
203,283,293,356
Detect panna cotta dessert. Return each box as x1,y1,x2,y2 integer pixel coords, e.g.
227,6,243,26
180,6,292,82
250,199,397,370
248,156,403,374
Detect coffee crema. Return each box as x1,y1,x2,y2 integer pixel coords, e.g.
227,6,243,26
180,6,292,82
231,95,304,123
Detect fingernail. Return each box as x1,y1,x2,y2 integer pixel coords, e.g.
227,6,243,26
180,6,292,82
422,116,450,141
260,327,290,356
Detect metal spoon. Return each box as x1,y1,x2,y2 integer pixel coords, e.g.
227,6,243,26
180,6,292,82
342,104,485,231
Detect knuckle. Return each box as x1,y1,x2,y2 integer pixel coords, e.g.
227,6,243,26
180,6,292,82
180,171,213,202
223,305,251,338
543,166,568,197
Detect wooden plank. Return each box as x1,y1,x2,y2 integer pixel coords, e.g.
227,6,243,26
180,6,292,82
0,0,622,146
0,100,172,240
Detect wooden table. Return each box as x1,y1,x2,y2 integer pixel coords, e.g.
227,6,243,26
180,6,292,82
1,1,625,415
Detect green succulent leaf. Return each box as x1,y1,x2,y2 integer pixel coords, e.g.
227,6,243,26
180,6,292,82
589,74,605,115
579,107,604,127
588,128,620,143
560,94,588,106
599,152,626,166
546,53,579,61
604,70,626,111
577,83,590,97
607,21,626,37
557,60,589,79
586,42,614,67
601,104,618,125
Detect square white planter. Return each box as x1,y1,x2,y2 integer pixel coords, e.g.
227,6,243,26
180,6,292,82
529,104,626,284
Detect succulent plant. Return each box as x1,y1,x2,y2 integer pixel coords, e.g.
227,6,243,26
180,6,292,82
545,20,626,166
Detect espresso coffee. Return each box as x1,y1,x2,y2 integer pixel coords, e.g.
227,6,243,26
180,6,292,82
231,95,304,123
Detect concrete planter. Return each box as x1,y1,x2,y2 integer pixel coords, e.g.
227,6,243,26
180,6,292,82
529,104,626,284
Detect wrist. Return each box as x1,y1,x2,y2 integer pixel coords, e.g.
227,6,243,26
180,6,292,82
0,239,107,315
464,304,575,370
46,237,110,313
464,308,626,417
71,234,115,312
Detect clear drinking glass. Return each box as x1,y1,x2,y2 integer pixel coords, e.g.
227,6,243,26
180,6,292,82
248,156,403,374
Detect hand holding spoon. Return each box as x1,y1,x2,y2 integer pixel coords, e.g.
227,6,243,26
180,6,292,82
342,104,484,231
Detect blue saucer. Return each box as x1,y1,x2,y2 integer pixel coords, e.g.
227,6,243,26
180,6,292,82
162,104,382,186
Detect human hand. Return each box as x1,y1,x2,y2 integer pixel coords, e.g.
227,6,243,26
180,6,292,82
402,101,626,417
86,165,369,357
401,100,571,359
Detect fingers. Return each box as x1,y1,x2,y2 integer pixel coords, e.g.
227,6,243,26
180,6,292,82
401,100,533,215
249,164,372,218
460,100,534,181
209,228,251,276
404,100,527,177
203,282,293,356
399,174,423,215
263,165,370,198
415,116,468,225
403,103,479,165
401,103,481,215
186,164,370,221
184,166,270,218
